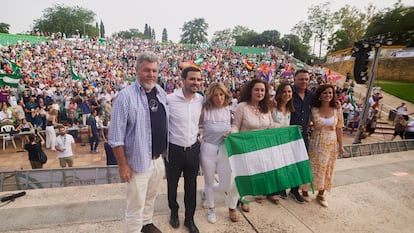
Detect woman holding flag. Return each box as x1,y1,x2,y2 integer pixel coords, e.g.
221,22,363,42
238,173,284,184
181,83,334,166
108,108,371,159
230,79,275,211
302,84,344,207
199,82,240,223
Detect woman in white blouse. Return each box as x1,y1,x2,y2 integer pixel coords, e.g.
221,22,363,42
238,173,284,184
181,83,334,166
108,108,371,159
269,82,295,201
231,79,275,211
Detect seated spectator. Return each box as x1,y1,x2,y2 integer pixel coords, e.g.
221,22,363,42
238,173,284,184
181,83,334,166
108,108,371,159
0,103,14,126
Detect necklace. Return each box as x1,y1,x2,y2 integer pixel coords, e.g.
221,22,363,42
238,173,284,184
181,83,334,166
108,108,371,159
249,104,266,120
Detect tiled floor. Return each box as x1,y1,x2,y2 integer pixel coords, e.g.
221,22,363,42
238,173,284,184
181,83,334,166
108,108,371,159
0,137,107,171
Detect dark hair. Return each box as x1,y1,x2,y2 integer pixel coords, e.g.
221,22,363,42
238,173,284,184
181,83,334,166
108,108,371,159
28,134,36,143
311,84,339,108
275,82,295,113
294,69,309,77
181,66,201,79
239,79,271,113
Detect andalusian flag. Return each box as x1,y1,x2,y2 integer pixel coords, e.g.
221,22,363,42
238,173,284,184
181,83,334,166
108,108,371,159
4,58,21,75
225,126,312,197
0,73,21,87
69,60,82,80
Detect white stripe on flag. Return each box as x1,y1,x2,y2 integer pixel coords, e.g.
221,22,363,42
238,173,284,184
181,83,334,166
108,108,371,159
3,76,20,84
229,139,308,177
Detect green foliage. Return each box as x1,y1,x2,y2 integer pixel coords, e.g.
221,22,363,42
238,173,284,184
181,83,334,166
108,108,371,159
0,23,10,33
211,28,235,47
180,18,209,44
162,28,168,43
292,21,312,44
113,29,145,39
33,4,96,37
365,0,414,46
307,1,334,58
100,20,105,38
376,80,414,103
330,4,375,51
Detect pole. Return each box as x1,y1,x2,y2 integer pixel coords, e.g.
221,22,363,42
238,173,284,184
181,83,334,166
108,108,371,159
353,46,381,144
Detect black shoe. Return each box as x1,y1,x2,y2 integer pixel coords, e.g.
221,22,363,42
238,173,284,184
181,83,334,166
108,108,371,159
170,212,179,228
277,190,287,199
289,191,305,204
141,223,162,233
184,220,200,233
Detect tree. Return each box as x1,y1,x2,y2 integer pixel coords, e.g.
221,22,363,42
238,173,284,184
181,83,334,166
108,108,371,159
260,30,281,46
235,30,260,46
162,28,168,42
100,20,105,38
307,2,334,58
0,23,10,33
95,22,99,32
113,28,145,39
211,28,235,46
329,4,375,51
148,26,152,39
292,20,313,44
282,34,312,63
151,28,156,40
365,0,414,46
180,18,209,44
144,24,149,37
33,4,96,37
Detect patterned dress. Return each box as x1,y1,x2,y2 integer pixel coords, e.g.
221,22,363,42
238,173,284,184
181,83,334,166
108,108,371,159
307,107,343,191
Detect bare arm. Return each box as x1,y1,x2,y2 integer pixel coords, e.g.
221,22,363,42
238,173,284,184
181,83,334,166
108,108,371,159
336,108,344,154
112,146,132,183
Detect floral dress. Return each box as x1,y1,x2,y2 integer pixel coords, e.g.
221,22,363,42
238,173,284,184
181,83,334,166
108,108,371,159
307,107,343,191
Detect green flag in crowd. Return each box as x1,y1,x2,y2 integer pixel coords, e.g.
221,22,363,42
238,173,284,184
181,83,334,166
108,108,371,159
0,73,21,87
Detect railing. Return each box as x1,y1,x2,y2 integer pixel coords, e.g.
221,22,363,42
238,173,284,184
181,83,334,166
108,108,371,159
1,140,413,192
342,139,414,158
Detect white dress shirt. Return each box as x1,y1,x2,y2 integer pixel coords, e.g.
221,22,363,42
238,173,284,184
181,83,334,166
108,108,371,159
167,89,203,147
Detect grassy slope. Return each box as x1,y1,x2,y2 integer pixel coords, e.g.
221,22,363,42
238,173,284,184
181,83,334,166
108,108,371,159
375,80,414,103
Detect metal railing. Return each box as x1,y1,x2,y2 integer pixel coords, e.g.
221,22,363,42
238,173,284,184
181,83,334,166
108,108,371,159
1,140,413,192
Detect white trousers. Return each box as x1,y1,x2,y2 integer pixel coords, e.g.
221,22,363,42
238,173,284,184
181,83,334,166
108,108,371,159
125,157,164,233
45,126,56,150
82,113,90,126
200,142,239,209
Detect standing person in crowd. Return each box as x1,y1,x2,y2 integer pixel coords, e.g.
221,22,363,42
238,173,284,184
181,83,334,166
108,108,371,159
268,82,295,201
231,79,275,211
79,98,91,126
199,82,240,224
166,66,203,233
45,109,58,151
302,84,344,207
396,102,408,117
88,110,99,154
342,98,354,129
24,133,45,169
289,69,313,203
55,125,75,168
108,52,167,233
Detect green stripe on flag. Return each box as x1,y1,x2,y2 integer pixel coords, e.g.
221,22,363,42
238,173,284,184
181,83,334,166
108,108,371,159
235,160,312,196
225,126,302,156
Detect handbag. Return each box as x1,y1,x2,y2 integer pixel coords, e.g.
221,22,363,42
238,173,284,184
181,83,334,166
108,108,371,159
38,149,48,164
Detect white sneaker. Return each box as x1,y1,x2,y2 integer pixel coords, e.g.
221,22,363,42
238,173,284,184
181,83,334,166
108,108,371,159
207,208,216,224
200,190,207,208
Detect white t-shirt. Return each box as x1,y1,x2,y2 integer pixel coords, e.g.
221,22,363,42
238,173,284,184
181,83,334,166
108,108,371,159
56,134,75,158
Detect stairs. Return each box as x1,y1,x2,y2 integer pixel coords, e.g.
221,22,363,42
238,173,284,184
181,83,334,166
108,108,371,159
375,120,395,135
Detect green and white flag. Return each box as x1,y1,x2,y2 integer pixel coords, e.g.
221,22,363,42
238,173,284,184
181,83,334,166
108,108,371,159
0,73,21,87
225,126,312,197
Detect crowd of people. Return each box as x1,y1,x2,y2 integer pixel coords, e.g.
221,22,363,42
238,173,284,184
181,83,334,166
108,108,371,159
0,36,413,233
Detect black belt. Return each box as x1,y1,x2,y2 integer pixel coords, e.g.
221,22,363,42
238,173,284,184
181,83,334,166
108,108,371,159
152,154,161,160
170,142,197,152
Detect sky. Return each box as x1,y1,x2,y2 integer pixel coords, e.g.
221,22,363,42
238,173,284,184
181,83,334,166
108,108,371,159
1,0,413,43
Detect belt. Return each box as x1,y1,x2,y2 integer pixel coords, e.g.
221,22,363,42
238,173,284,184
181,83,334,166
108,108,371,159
152,154,161,160
170,142,197,152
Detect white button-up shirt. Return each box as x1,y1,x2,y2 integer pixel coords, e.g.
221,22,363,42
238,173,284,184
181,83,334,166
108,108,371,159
167,89,203,147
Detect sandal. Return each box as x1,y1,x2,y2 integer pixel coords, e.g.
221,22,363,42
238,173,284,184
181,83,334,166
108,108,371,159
255,196,264,203
229,208,240,222
266,195,279,205
238,199,250,212
317,194,328,207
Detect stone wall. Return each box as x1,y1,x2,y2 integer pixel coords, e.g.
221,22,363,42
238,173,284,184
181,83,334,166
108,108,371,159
323,57,414,82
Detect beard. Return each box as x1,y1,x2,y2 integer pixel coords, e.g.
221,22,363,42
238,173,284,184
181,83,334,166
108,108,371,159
140,82,156,91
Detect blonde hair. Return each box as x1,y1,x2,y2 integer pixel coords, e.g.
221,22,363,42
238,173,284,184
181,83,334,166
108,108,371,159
203,82,232,110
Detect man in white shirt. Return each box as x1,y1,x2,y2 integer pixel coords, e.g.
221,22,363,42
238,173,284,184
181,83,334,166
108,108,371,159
166,66,203,233
55,125,75,168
